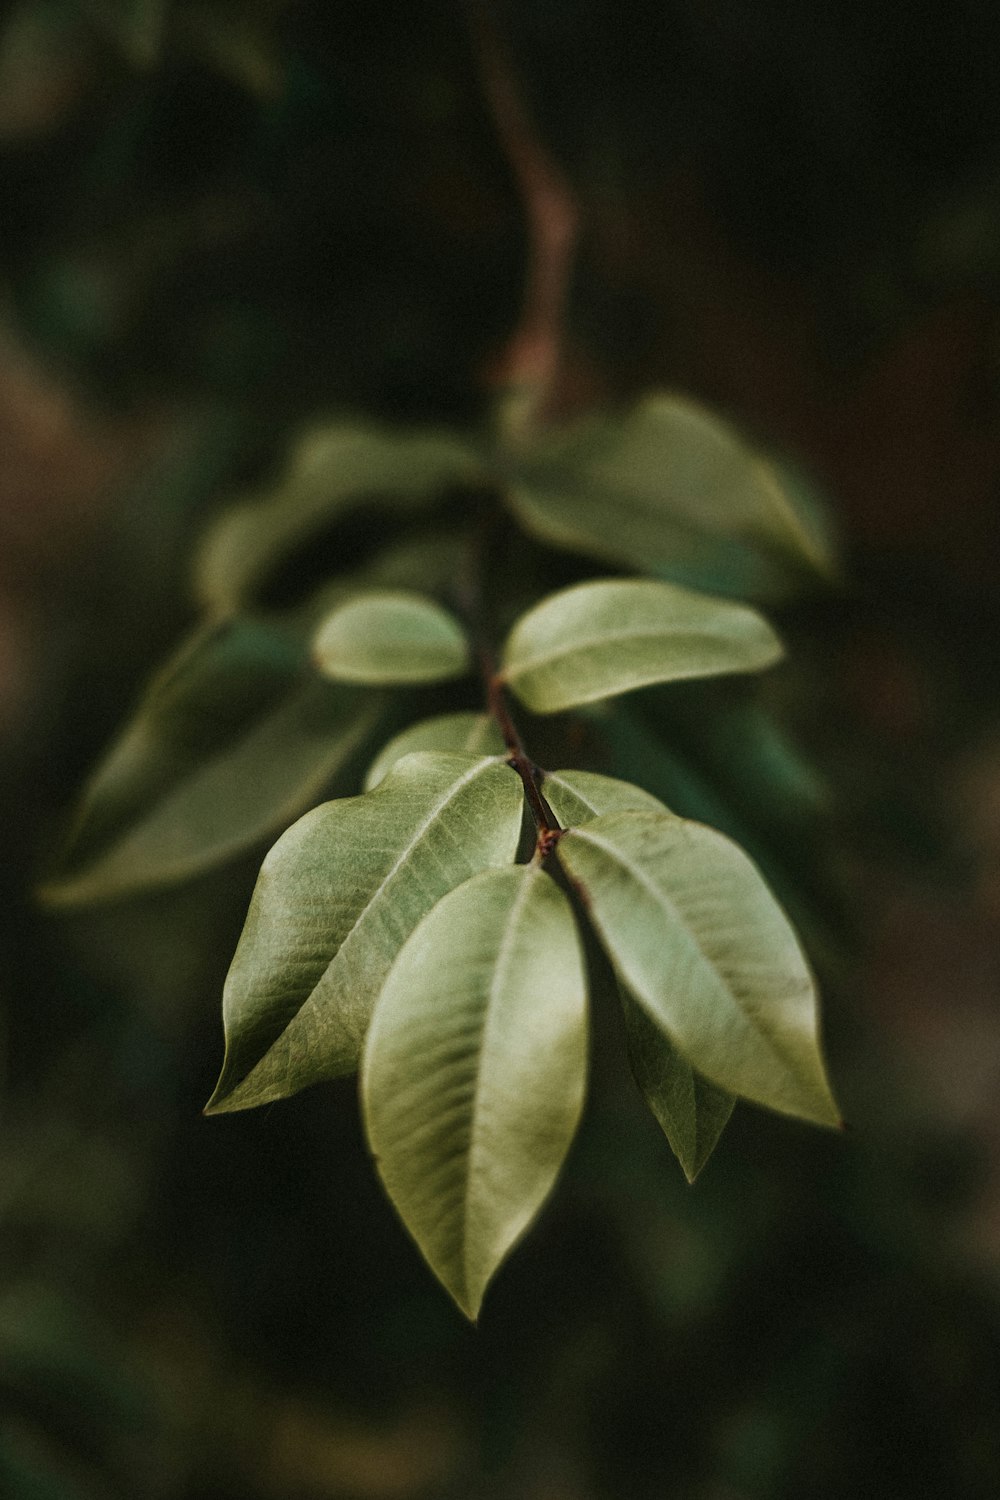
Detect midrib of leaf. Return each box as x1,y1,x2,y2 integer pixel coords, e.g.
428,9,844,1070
565,824,796,1081
462,867,536,1296
507,619,760,677
542,774,601,819
344,757,508,954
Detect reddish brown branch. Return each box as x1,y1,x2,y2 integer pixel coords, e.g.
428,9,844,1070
481,646,562,848
467,0,578,404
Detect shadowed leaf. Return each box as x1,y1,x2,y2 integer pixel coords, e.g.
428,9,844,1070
620,985,734,1181
196,419,484,612
40,618,382,905
507,392,837,599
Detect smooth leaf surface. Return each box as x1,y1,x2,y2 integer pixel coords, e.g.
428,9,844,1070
541,768,667,827
501,578,782,713
362,864,588,1319
556,811,839,1124
365,712,505,790
196,419,484,612
312,591,469,685
506,392,836,599
620,986,734,1182
40,619,382,905
207,753,523,1111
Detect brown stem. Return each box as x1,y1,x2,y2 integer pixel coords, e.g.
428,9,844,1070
481,646,562,853
467,0,578,405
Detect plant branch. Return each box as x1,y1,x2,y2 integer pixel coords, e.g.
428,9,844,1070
457,502,562,854
482,647,561,852
467,0,578,410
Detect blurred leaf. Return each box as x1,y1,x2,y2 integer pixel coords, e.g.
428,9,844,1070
501,578,782,713
312,591,470,685
542,767,667,825
40,618,382,904
88,0,167,68
506,393,837,599
364,712,504,790
177,0,288,96
641,685,830,833
620,985,734,1182
207,752,523,1110
195,419,485,613
557,811,839,1124
363,864,587,1319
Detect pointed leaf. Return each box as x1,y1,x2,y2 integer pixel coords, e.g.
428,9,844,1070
541,768,667,826
365,712,505,791
501,579,782,714
620,985,734,1182
363,864,588,1319
196,420,484,612
40,619,383,905
507,392,837,599
312,591,469,685
207,753,524,1111
556,811,839,1124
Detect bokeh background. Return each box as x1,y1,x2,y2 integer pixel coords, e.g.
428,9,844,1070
3,2,1000,1495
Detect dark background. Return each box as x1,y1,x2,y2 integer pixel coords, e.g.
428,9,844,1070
2,2,1000,1495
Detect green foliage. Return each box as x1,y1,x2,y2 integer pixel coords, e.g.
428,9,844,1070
620,986,735,1184
363,711,505,790
555,813,837,1125
206,753,524,1111
505,393,836,600
46,388,841,1317
38,617,384,905
195,420,483,614
313,591,469,685
500,577,782,712
362,864,588,1320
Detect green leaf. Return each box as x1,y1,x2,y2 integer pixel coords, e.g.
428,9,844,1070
620,986,734,1182
40,619,383,905
501,579,782,714
541,768,667,826
556,811,839,1125
362,864,588,1319
365,712,505,791
506,392,837,600
312,591,469,685
207,753,524,1112
195,419,484,612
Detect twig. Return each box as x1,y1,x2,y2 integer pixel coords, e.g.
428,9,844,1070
467,0,578,407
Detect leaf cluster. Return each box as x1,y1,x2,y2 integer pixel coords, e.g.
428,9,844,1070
42,390,840,1317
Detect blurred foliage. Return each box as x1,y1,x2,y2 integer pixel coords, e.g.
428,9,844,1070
2,1,1000,1496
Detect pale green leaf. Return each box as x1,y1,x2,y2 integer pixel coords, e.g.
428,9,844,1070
506,393,837,599
556,811,839,1125
620,985,734,1182
39,618,382,905
312,591,469,685
365,712,505,791
362,864,588,1319
501,579,782,714
196,419,484,612
206,753,524,1112
541,768,667,827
